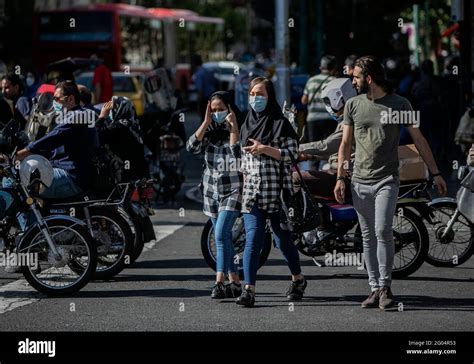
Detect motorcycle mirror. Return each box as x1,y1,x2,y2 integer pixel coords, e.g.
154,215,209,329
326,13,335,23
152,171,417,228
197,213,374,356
37,92,54,114
457,165,468,181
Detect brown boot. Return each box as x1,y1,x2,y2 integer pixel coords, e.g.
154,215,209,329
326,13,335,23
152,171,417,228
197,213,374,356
378,286,395,310
361,289,380,308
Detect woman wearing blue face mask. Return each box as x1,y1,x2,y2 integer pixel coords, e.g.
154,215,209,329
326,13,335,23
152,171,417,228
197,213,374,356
186,91,245,299
237,77,306,307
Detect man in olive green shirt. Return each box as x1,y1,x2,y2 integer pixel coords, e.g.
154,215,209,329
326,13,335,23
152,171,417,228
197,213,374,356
334,56,447,310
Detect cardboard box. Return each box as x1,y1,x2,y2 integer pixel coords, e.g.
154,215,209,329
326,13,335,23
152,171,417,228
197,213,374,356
398,144,429,181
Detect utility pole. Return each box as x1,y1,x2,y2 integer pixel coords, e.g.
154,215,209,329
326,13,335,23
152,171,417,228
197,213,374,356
275,0,290,107
298,0,308,74
413,4,421,67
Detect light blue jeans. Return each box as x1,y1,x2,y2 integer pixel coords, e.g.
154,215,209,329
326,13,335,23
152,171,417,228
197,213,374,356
211,210,240,274
351,175,400,291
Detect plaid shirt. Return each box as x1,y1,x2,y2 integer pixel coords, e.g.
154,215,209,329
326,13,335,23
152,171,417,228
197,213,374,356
186,133,243,218
239,137,298,213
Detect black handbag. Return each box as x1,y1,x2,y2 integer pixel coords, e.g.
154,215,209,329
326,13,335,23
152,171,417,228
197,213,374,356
279,150,321,233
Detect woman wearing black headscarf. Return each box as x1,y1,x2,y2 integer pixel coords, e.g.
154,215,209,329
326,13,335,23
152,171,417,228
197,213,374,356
237,77,306,307
97,96,148,182
186,91,245,299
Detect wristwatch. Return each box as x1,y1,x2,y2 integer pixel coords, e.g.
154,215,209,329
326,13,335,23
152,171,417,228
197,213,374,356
336,176,346,181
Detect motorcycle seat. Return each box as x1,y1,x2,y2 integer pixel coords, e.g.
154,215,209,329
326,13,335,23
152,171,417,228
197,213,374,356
43,191,94,206
311,195,334,201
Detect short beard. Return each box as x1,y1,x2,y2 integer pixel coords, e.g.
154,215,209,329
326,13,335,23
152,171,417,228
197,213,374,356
358,79,369,94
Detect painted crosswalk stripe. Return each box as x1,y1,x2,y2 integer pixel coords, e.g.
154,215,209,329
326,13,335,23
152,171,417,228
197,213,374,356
143,224,186,253
0,223,185,314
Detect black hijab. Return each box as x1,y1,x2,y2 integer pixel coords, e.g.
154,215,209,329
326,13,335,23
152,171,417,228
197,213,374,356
205,91,245,145
110,96,143,145
239,78,298,146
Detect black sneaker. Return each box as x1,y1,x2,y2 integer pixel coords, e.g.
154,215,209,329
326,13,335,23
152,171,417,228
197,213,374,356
211,282,226,299
286,278,307,301
236,287,255,307
225,282,242,298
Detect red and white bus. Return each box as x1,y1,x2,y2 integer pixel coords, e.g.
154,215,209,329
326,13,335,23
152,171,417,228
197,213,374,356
33,3,224,73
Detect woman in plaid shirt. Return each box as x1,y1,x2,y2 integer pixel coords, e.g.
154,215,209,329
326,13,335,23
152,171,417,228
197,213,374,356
186,91,245,300
236,77,307,307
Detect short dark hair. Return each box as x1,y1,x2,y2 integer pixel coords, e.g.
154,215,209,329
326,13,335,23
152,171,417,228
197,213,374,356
354,55,393,93
1,73,24,92
77,85,92,105
55,80,80,104
344,54,358,68
320,55,337,70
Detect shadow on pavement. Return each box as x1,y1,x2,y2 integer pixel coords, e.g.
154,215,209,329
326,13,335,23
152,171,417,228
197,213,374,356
61,288,210,299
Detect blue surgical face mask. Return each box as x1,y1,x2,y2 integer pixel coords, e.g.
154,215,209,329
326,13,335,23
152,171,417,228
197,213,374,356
53,100,64,113
212,110,228,124
26,77,35,87
249,95,267,113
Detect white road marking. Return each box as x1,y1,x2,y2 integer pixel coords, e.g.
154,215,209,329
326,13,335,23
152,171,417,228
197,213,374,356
143,224,185,252
0,224,186,314
0,279,43,314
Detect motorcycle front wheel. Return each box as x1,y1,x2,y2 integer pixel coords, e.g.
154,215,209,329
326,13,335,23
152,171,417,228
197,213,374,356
17,218,97,296
425,201,474,267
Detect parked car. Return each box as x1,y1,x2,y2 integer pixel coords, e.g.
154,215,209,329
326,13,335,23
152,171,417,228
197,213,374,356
75,72,146,116
203,61,246,91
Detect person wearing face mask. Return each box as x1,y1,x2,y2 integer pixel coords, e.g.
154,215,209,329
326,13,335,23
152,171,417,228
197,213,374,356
187,91,245,299
25,70,40,99
13,81,98,198
97,96,148,183
236,77,306,307
295,79,356,196
293,78,356,246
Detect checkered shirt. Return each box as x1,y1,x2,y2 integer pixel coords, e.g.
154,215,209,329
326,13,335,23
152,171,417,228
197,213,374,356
186,133,243,218
239,137,298,213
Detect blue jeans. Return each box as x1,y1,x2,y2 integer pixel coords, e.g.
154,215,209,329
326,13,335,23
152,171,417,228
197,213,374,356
242,204,302,286
2,168,83,230
3,168,82,199
211,210,240,274
39,168,83,199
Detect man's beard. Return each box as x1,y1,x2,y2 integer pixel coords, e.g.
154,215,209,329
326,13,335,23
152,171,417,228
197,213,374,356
357,79,369,94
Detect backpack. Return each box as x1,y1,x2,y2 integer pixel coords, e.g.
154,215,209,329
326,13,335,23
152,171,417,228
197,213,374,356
91,146,125,198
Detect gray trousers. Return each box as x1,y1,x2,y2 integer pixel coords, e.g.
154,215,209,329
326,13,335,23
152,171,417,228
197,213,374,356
351,175,400,291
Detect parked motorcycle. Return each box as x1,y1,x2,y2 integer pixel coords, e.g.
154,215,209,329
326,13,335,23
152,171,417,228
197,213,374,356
0,150,97,295
39,184,134,280
119,178,157,263
148,109,186,204
418,168,473,267
201,180,430,279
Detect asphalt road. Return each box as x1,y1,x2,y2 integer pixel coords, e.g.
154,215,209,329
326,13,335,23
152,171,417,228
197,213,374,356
0,111,473,332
